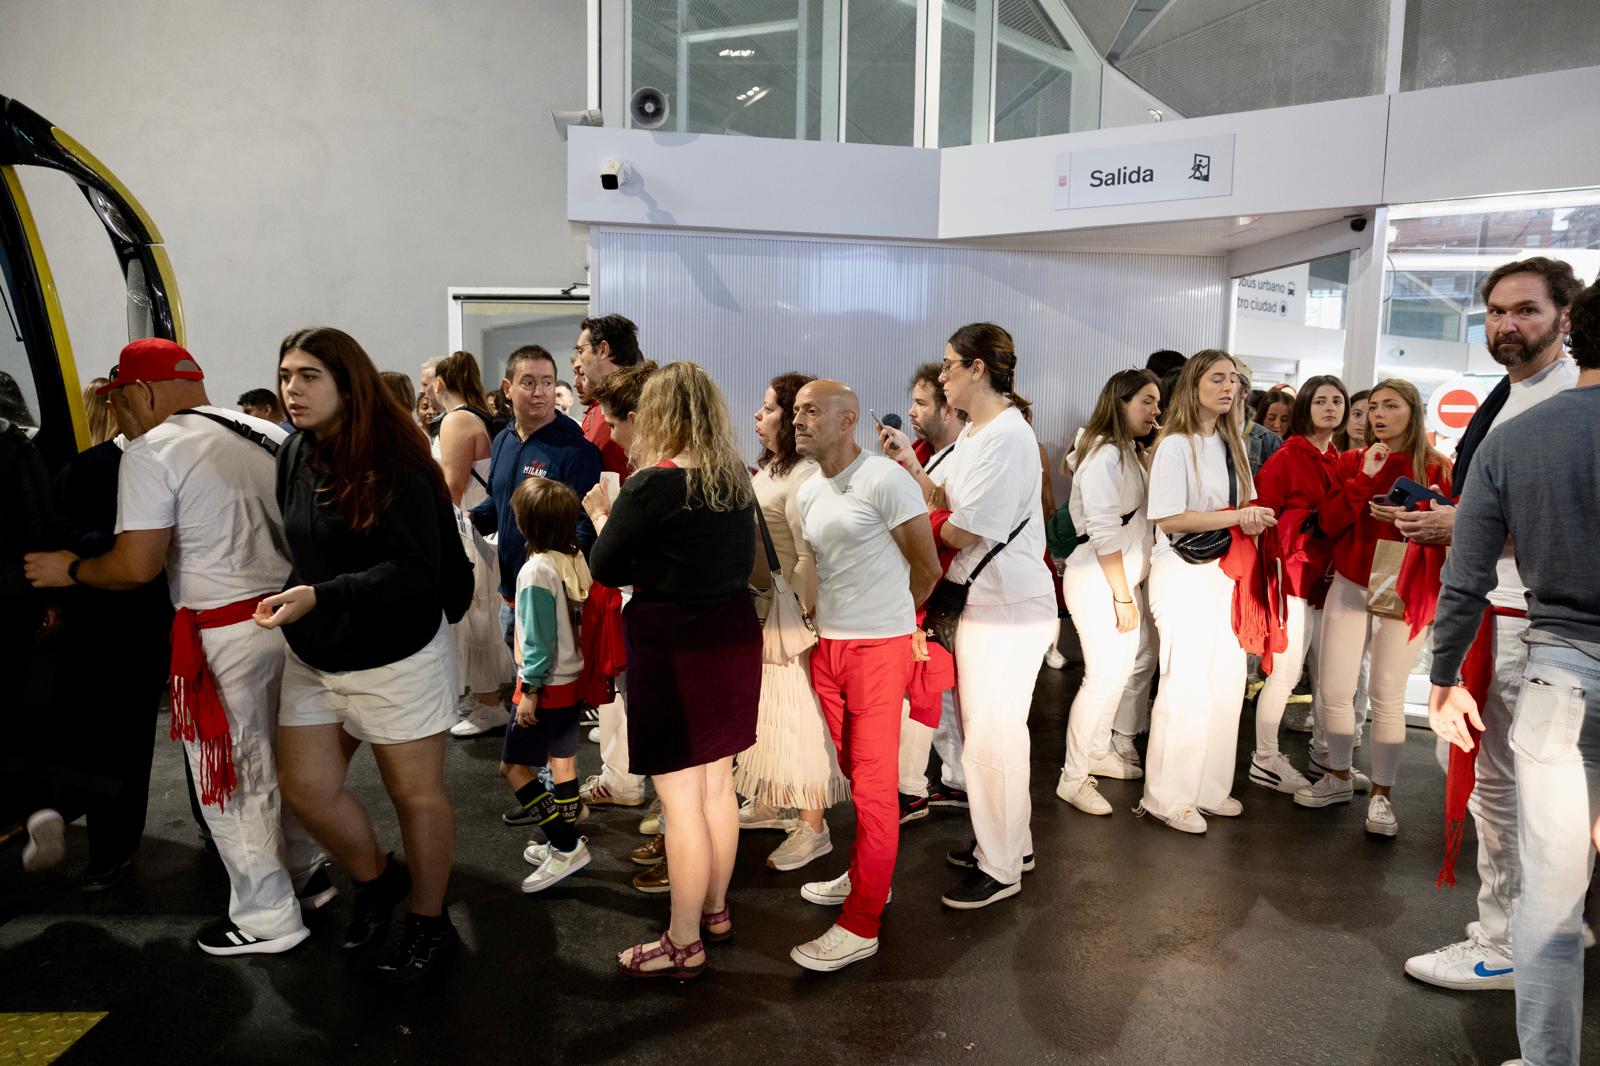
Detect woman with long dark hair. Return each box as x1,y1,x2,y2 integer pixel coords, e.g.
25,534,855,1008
931,323,1057,909
1056,369,1159,817
427,351,515,738
258,327,467,984
1295,378,1451,838
733,371,846,873
1247,375,1347,797
1141,350,1277,834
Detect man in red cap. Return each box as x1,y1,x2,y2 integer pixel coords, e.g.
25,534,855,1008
26,338,329,957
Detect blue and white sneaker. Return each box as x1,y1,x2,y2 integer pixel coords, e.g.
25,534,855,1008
1404,929,1514,990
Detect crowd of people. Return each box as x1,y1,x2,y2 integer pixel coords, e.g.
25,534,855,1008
3,255,1597,1063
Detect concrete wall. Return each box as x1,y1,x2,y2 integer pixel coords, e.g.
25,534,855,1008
2,0,586,407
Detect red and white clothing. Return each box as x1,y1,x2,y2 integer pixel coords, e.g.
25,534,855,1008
1250,434,1340,757
798,450,927,937
117,408,323,942
941,408,1057,885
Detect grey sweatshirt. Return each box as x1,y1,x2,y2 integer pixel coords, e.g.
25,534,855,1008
1431,383,1600,685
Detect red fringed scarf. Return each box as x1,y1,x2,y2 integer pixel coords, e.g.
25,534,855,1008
906,509,959,728
168,597,261,810
1435,605,1525,887
1222,525,1288,674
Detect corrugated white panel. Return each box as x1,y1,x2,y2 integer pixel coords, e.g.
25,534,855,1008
590,228,1225,486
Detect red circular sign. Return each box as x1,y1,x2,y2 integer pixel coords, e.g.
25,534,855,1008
1435,388,1480,430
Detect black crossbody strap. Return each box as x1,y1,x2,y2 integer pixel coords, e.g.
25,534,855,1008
1072,507,1139,548
967,515,1030,583
753,503,783,577
1224,440,1237,508
174,409,280,457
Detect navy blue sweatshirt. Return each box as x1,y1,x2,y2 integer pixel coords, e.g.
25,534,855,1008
469,413,602,599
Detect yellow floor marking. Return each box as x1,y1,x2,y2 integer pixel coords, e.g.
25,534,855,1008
0,1012,107,1064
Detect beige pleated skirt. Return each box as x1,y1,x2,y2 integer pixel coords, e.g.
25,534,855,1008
733,649,850,811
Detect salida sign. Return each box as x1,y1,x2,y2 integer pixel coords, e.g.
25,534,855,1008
1056,133,1235,211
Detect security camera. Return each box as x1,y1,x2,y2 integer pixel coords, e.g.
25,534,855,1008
600,159,631,191
1349,216,1369,233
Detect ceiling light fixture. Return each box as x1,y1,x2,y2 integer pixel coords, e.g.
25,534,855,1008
719,48,755,57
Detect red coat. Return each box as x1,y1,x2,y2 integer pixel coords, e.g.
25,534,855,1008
1317,448,1451,587
582,403,631,482
1251,434,1340,604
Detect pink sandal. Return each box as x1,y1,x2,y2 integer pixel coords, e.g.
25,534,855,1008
616,933,706,979
700,907,733,943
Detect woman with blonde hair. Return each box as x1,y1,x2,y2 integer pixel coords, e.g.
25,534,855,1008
1056,368,1160,816
584,361,761,978
1295,378,1451,838
1141,350,1277,834
82,379,117,446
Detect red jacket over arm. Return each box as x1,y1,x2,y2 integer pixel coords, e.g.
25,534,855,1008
1252,434,1340,603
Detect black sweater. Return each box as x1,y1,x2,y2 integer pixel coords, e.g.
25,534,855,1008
277,440,446,672
589,466,756,602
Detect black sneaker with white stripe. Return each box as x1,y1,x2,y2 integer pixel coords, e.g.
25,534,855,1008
946,841,1035,872
196,920,310,957
374,913,460,985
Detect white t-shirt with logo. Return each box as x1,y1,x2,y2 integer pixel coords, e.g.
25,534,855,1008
1482,357,1578,609
116,406,292,611
1147,431,1236,560
940,406,1053,606
797,451,928,640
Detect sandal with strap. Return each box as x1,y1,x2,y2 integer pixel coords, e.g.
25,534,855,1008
616,933,706,980
700,907,733,943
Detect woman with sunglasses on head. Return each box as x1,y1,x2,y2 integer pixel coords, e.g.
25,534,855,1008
1140,350,1277,835
1246,375,1348,798
1055,369,1160,817
1294,378,1451,838
259,327,468,984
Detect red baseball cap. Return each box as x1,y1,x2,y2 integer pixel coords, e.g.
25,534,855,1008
97,338,205,395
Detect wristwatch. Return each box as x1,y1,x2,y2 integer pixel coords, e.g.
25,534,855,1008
66,558,83,585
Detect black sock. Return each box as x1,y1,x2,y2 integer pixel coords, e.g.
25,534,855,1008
544,778,581,852
514,779,549,810
408,911,450,931
354,852,396,891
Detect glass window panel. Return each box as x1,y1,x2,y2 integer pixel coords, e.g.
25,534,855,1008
843,0,917,146
938,0,978,148
993,0,1076,141
459,300,590,386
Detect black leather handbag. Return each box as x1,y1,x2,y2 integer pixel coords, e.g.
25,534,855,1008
922,516,1030,651
1171,442,1238,565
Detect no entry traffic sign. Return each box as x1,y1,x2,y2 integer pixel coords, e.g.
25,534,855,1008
1426,377,1491,439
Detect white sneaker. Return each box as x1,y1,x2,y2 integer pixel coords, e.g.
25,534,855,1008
1110,732,1142,767
638,798,662,836
1249,751,1311,794
523,841,551,866
1088,750,1143,781
1365,795,1398,838
21,809,65,873
586,726,601,744
1138,804,1206,834
579,775,645,808
1294,773,1354,808
1404,929,1515,990
739,798,797,831
1056,775,1112,816
454,692,480,718
449,702,509,738
801,871,893,907
791,923,878,972
1305,753,1371,792
521,838,591,893
1200,796,1243,818
768,822,833,871
1043,647,1067,670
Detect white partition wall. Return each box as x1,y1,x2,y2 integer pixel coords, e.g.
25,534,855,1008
589,228,1226,486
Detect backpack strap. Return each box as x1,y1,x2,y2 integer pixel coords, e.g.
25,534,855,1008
966,515,1030,583
173,409,280,457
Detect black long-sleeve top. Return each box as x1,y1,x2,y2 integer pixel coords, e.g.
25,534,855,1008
589,466,756,602
277,438,446,672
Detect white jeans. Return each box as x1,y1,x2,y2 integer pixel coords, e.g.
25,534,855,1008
1142,555,1245,819
1255,598,1319,756
200,620,322,940
1061,566,1147,786
1311,645,1368,762
598,670,646,800
956,595,1058,885
1316,574,1424,788
1509,637,1599,1066
898,690,965,796
1114,592,1157,738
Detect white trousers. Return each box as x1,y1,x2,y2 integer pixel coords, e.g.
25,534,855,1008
598,670,647,800
1142,554,1245,820
1317,574,1424,788
1061,566,1147,786
956,595,1058,885
898,689,965,796
1114,591,1157,738
1255,598,1319,756
1311,645,1369,761
199,620,323,940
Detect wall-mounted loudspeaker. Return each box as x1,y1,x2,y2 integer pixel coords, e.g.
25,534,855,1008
629,87,669,130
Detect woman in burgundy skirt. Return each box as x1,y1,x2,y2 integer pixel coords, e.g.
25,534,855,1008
585,361,761,979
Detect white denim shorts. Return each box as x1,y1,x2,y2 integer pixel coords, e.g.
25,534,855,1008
280,618,459,745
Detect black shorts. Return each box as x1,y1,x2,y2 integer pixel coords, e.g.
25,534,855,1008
501,701,581,768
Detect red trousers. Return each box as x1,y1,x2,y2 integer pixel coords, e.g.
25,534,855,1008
810,635,914,939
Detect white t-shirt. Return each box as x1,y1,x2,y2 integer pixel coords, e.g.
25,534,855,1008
116,406,292,611
1482,357,1579,609
1065,438,1152,586
1147,431,1236,560
797,450,928,639
940,406,1053,606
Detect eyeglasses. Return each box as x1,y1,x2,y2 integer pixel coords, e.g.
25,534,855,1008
573,342,593,355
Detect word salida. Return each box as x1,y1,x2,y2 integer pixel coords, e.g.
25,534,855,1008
1088,166,1156,188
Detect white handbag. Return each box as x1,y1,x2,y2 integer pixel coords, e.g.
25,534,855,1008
755,505,818,665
